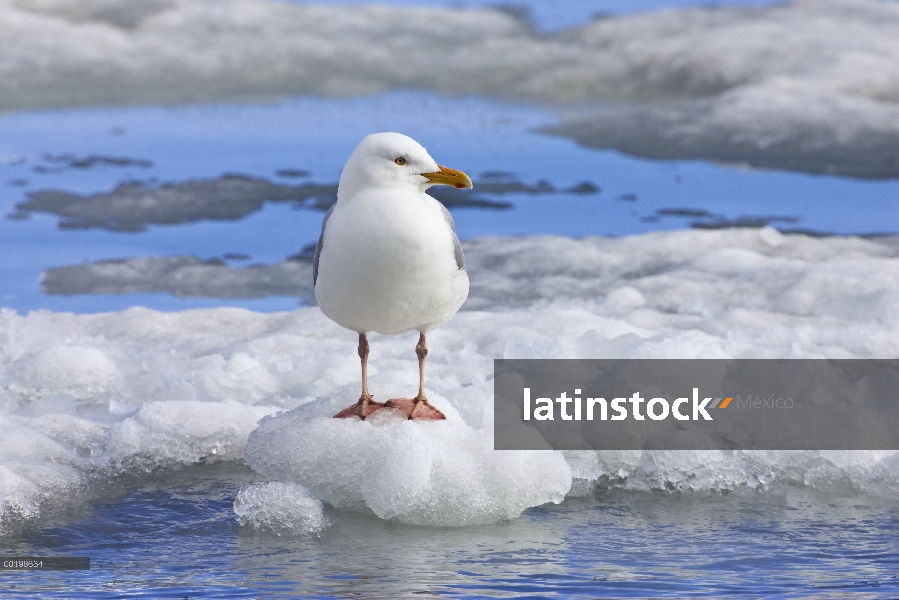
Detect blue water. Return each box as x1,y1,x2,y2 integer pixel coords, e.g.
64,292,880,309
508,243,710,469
4,463,899,598
2,93,897,314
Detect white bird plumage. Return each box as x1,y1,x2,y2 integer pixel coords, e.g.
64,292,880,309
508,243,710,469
313,132,472,420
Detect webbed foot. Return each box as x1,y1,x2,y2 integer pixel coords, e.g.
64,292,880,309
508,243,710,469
334,395,386,420
384,396,446,420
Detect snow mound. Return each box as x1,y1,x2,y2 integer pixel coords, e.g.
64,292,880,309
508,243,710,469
245,386,571,526
233,481,328,535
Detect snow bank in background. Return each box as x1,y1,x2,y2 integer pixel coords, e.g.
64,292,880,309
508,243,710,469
3,0,894,108
42,256,316,301
1,0,897,176
233,481,328,535
543,87,899,179
245,387,571,526
469,227,899,323
38,227,899,313
1,229,898,530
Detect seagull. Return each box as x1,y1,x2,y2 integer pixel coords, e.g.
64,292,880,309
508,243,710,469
313,133,472,421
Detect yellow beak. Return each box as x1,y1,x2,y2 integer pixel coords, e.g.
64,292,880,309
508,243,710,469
421,165,473,189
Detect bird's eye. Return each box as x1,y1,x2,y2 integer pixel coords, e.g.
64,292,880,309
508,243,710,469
394,157,406,166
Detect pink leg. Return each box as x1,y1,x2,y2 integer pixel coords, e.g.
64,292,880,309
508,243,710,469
334,332,386,419
385,333,446,421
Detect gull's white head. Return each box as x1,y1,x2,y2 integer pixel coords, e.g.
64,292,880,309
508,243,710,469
338,132,472,200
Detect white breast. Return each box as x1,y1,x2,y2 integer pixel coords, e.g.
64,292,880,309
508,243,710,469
314,188,469,335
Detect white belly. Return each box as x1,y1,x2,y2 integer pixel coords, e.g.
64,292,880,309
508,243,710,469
314,190,469,335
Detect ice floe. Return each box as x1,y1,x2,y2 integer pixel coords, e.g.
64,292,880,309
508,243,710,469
41,255,317,301
0,228,897,530
1,0,897,176
38,226,899,312
13,173,516,232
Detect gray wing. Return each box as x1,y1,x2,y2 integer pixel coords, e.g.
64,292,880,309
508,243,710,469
313,204,336,286
438,202,465,270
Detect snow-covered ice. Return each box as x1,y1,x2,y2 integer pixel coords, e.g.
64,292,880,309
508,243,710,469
0,0,897,176
1,228,898,530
